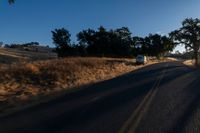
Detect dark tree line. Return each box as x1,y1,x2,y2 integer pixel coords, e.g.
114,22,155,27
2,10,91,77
133,34,175,58
7,1,200,65
52,26,175,58
4,42,39,48
77,26,133,57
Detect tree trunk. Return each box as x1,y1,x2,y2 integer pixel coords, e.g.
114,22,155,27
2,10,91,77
194,50,199,67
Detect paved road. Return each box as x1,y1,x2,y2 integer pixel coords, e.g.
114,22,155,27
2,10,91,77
0,61,200,133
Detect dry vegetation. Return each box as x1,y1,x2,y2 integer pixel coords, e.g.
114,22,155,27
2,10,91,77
183,59,200,68
183,60,195,67
0,48,57,63
0,58,142,114
0,48,160,115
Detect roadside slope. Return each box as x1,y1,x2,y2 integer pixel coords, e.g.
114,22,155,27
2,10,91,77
0,57,158,115
0,61,196,133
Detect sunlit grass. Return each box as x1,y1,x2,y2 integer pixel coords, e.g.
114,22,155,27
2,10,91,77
0,57,141,113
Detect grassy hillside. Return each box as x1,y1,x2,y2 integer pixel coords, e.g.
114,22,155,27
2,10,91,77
0,48,57,63
0,48,159,115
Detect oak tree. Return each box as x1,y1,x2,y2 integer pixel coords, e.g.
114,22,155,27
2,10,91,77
170,18,200,66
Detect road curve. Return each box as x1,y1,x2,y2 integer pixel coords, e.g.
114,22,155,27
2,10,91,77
0,61,200,133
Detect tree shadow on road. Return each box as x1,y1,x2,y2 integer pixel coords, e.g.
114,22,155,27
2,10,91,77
170,70,200,133
23,62,190,133
0,61,193,133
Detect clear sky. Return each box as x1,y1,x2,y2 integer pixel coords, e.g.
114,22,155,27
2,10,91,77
1,0,200,51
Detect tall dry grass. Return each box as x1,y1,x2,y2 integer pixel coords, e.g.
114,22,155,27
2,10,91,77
0,57,143,113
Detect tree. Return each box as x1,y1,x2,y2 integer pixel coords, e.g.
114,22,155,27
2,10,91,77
92,26,110,56
77,28,96,46
133,34,175,58
77,28,96,55
147,34,175,57
77,26,133,57
52,28,71,57
161,36,176,53
132,36,145,56
170,18,200,66
111,27,132,56
8,0,15,4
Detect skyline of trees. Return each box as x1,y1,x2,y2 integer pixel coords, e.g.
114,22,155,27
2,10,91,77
133,34,175,58
52,26,175,58
77,26,133,57
48,18,197,61
3,2,199,61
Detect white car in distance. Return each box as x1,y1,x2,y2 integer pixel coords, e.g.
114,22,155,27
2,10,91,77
136,55,147,64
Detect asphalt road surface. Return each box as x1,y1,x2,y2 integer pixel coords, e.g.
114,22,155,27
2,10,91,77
0,61,200,133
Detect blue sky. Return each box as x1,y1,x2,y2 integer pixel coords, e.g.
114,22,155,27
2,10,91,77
1,0,200,52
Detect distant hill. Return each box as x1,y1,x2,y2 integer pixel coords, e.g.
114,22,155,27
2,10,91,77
0,48,57,64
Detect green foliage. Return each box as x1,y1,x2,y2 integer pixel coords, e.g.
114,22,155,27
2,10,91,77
52,26,176,58
52,28,71,57
77,26,132,57
133,34,175,58
170,18,200,66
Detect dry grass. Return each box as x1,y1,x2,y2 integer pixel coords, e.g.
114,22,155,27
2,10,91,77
0,48,57,63
183,59,200,68
0,57,156,114
165,57,178,61
183,60,195,67
0,47,162,115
